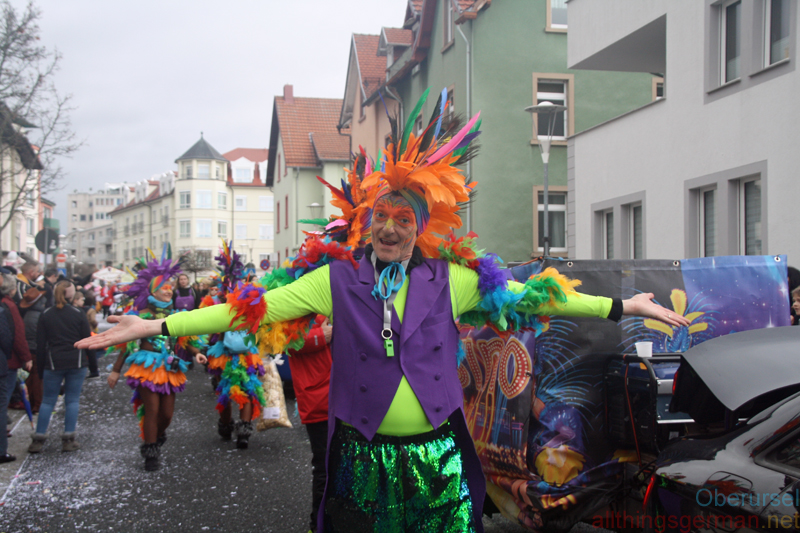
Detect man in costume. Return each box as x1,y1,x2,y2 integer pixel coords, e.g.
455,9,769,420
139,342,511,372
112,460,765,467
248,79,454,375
78,89,688,531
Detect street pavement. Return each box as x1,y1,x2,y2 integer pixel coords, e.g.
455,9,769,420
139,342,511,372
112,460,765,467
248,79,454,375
0,317,604,533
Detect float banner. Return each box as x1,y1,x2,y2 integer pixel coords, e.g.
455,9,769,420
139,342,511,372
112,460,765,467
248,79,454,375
459,255,789,531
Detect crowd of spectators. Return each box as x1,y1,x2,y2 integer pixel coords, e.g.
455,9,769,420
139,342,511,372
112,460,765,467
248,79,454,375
0,261,105,462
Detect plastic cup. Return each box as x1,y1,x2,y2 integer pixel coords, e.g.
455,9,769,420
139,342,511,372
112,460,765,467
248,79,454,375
635,341,653,358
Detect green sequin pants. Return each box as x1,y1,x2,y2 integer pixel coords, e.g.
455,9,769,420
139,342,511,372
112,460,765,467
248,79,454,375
324,423,475,533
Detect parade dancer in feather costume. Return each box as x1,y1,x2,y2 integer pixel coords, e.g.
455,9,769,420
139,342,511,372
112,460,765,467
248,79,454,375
79,88,689,531
204,241,266,448
106,247,206,471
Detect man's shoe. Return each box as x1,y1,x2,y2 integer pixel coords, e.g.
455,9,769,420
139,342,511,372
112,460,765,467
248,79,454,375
0,453,16,463
87,373,100,379
28,434,46,453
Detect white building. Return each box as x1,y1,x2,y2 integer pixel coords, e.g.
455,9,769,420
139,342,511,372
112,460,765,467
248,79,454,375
0,106,45,264
66,183,131,233
110,137,274,275
566,0,797,262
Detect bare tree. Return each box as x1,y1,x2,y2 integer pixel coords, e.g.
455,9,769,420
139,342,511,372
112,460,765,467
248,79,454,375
0,0,80,234
179,248,214,282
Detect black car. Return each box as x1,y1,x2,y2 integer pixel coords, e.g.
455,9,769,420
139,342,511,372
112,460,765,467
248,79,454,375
645,327,800,532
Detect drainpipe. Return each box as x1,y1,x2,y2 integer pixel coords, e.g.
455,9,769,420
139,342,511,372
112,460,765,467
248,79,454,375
337,124,352,160
294,167,300,253
456,21,473,232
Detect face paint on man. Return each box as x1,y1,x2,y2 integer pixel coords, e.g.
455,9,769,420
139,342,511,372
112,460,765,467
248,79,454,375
372,194,418,263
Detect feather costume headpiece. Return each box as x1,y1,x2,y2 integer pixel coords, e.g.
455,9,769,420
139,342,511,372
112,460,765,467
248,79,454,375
361,87,481,258
316,149,373,252
214,240,244,298
123,244,183,311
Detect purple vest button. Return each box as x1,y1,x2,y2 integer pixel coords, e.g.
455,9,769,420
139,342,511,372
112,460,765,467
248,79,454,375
433,342,442,351
435,406,442,413
360,353,367,361
361,417,369,425
434,373,442,381
360,384,367,392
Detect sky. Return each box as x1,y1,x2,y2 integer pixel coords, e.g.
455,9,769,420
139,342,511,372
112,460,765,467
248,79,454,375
13,0,410,228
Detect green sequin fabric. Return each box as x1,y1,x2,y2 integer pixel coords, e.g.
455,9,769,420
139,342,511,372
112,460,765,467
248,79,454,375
324,424,475,533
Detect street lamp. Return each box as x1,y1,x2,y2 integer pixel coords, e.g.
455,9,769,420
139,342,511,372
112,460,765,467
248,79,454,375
525,101,567,257
307,202,323,220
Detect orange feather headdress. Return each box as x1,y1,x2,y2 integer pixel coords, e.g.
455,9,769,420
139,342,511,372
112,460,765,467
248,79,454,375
362,87,481,258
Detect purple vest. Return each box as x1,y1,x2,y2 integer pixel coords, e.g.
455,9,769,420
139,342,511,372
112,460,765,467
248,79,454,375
174,289,195,311
324,255,486,531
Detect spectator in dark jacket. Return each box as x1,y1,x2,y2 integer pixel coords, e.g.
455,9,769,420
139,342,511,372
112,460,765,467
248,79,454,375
43,268,59,308
18,285,45,413
0,274,33,463
28,280,91,454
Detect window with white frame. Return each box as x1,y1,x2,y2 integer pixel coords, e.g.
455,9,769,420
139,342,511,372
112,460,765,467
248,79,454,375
196,219,212,238
198,163,210,180
26,218,33,235
536,79,568,140
259,196,273,212
765,0,790,66
259,224,274,240
685,162,766,258
179,220,191,238
218,221,228,239
739,178,762,255
443,0,454,47
234,167,251,183
534,188,567,255
218,192,227,210
184,163,193,179
179,191,191,209
235,196,247,211
216,165,221,179
235,224,247,239
721,0,742,84
259,253,271,265
700,188,717,257
197,190,212,209
547,0,568,31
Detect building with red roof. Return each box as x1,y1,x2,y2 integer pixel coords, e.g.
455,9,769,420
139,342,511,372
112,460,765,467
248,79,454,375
266,85,348,264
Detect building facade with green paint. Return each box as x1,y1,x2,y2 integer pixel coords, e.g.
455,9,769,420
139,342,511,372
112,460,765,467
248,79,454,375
387,0,658,263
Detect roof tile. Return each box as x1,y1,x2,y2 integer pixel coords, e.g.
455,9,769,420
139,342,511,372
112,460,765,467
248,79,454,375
353,34,385,101
275,96,349,166
222,148,269,163
383,27,413,46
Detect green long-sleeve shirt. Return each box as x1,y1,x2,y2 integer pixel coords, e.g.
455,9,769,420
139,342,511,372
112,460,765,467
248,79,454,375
168,262,613,435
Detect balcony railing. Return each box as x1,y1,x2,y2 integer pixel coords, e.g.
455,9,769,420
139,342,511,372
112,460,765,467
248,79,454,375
123,226,130,237
137,222,144,233
162,215,169,227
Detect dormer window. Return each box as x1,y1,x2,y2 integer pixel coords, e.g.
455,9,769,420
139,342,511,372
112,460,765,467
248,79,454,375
234,167,251,183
